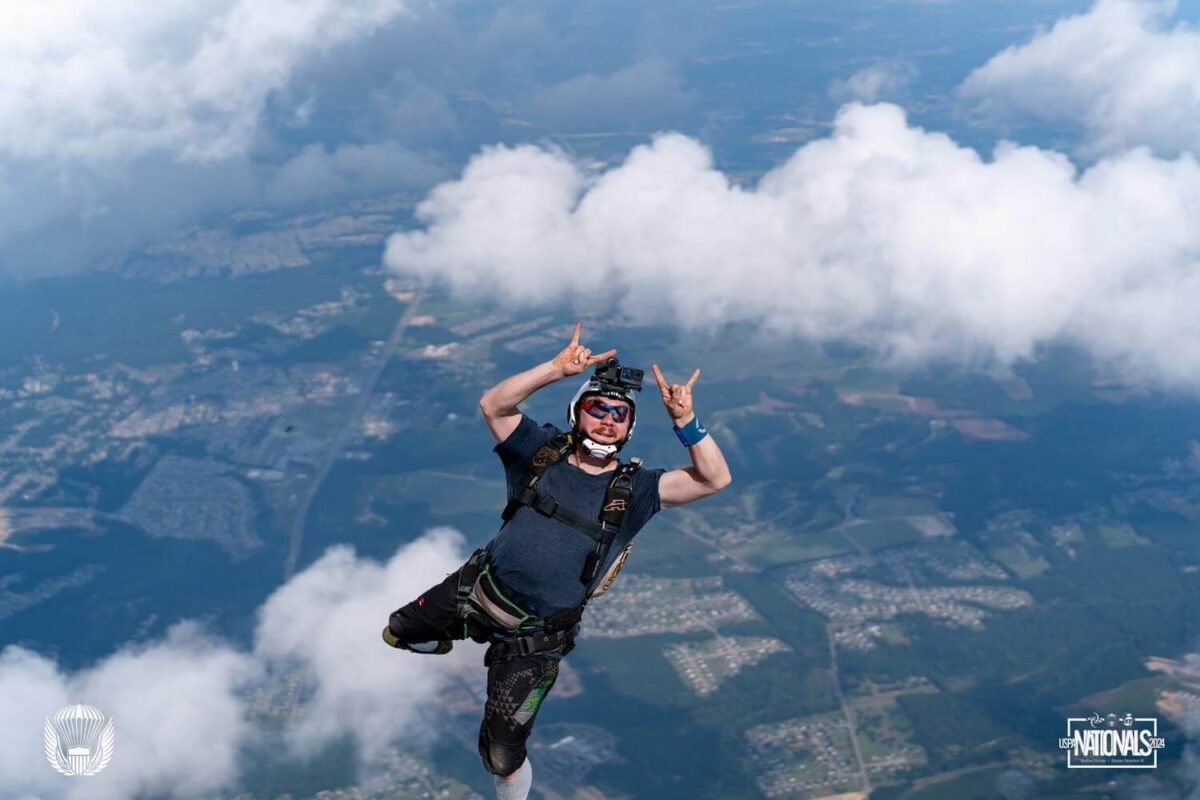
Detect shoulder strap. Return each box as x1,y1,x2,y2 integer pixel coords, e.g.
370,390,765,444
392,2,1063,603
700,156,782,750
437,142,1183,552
497,438,643,594
500,432,574,523
542,458,644,631
528,431,575,483
598,457,640,528
580,458,642,589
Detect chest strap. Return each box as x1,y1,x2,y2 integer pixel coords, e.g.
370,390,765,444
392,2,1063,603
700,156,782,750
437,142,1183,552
499,431,640,586
508,485,617,544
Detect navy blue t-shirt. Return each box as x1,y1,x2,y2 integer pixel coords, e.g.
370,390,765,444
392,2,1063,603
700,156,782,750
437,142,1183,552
486,413,665,618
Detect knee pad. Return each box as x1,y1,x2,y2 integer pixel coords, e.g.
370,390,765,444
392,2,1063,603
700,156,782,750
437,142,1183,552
478,730,526,777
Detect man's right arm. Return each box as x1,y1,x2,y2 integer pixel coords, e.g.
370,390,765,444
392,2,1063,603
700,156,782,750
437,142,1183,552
479,360,566,444
478,322,617,444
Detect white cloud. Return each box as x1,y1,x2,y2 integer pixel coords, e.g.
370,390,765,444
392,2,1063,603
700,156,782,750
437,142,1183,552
831,61,917,103
0,0,408,165
0,623,259,800
961,0,1200,157
384,102,1200,389
0,528,471,799
0,0,463,276
253,528,473,764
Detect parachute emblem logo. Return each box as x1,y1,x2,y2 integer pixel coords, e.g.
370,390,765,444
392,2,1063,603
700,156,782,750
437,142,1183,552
44,703,115,777
532,446,559,467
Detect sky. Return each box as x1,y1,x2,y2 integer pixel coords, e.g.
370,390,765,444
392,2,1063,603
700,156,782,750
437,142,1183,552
7,0,1200,796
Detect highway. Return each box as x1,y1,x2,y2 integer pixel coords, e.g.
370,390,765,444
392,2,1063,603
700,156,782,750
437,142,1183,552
283,294,421,579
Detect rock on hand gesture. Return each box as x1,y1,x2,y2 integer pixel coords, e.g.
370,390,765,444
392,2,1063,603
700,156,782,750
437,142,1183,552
651,363,701,423
552,322,617,377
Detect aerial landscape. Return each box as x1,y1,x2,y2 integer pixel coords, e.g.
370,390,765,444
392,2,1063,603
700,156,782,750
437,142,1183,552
5,1,1200,799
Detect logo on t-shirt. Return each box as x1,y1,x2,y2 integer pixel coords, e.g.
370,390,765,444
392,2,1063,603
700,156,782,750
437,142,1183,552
532,445,560,467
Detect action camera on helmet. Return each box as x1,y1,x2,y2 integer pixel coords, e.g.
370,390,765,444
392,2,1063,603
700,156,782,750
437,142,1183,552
592,358,643,394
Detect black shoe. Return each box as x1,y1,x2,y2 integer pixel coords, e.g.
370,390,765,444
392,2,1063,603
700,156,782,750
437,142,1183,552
382,625,453,654
402,640,454,655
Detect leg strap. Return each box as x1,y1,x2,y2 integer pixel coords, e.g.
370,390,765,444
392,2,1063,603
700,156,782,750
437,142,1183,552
455,547,488,612
485,628,572,666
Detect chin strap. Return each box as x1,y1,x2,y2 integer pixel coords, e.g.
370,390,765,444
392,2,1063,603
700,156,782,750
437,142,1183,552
579,434,621,460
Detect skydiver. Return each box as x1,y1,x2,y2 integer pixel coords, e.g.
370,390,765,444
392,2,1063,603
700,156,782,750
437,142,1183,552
383,322,732,800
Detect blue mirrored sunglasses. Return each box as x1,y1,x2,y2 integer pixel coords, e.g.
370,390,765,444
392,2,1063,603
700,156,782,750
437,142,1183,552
581,397,631,423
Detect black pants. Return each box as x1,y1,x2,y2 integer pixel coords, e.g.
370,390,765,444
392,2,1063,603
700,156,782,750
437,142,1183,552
388,565,564,778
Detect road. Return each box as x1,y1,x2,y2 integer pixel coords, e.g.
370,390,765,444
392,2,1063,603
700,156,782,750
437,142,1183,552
826,625,872,796
763,556,872,797
283,295,421,579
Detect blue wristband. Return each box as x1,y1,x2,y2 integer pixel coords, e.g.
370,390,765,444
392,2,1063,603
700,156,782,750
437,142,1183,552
673,416,708,447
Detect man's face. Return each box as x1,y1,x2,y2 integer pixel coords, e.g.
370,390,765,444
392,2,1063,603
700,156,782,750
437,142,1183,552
577,396,632,444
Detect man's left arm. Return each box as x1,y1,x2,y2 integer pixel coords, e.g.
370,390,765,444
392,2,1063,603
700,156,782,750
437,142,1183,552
649,364,733,509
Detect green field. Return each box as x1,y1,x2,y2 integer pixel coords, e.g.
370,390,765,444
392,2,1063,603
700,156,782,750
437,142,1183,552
896,764,1008,800
860,495,942,518
1096,522,1150,548
632,523,730,578
843,518,926,551
987,544,1050,579
735,529,858,567
367,469,504,516
1072,675,1179,717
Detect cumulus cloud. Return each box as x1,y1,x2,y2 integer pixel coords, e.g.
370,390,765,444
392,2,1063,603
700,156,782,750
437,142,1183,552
0,528,470,799
253,528,472,763
831,61,917,103
961,0,1200,157
384,102,1200,389
0,623,259,800
0,0,408,165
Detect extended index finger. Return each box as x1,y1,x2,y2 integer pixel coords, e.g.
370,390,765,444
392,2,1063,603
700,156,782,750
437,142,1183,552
685,368,701,388
569,322,581,346
586,348,617,366
651,363,668,389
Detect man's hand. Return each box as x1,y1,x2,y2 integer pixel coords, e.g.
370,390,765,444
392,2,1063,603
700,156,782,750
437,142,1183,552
479,321,613,444
654,362,731,508
651,363,701,425
552,322,616,378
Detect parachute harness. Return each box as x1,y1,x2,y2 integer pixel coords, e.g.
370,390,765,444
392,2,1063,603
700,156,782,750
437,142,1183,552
455,430,641,663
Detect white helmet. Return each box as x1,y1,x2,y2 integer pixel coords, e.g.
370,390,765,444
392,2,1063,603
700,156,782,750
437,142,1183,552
567,377,637,460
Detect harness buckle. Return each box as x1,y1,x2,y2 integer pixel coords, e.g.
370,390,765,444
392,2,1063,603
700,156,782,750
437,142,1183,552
455,548,488,607
533,493,559,516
